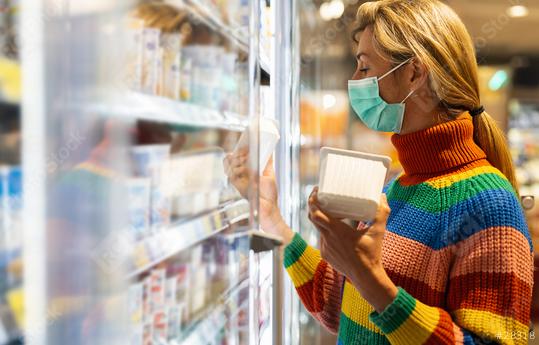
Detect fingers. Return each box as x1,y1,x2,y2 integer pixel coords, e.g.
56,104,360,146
373,193,391,226
224,152,249,177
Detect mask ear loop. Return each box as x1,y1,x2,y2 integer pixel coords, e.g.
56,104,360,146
401,89,415,104
378,58,413,81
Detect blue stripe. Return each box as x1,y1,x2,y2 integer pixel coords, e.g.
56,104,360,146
386,188,531,250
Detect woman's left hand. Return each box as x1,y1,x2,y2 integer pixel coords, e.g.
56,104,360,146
308,187,398,313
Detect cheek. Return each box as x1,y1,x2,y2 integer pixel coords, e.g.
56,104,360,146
378,79,402,104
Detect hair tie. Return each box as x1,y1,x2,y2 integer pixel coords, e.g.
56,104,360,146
470,106,484,117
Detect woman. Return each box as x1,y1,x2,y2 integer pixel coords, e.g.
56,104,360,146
227,0,535,343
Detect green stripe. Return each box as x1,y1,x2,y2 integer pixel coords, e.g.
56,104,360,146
338,313,390,345
283,233,308,268
388,173,515,214
369,287,416,334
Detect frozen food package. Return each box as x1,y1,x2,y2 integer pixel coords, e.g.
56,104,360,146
180,57,192,101
161,33,182,99
165,148,226,196
234,117,280,173
152,309,168,342
167,304,183,340
126,178,151,240
130,145,171,232
318,147,391,221
142,277,151,323
165,277,177,305
128,282,144,324
142,321,152,345
128,283,144,345
124,17,144,91
141,28,161,95
149,268,166,313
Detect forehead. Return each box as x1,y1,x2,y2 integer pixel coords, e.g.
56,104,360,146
355,25,387,63
356,26,375,56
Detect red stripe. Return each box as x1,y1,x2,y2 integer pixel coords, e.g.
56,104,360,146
423,310,457,345
448,271,532,325
296,280,317,313
398,160,490,186
386,268,445,306
295,261,333,314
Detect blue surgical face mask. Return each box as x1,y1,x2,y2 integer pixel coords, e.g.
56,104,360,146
348,59,415,133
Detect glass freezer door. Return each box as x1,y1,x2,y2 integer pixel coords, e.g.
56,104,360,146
20,0,280,344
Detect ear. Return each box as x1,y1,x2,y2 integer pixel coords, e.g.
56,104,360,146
408,58,429,90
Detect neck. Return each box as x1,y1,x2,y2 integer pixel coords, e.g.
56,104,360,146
391,113,487,177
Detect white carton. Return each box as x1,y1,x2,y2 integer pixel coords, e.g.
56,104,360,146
318,147,391,221
234,117,280,172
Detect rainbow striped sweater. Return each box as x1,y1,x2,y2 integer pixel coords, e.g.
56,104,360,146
284,115,534,344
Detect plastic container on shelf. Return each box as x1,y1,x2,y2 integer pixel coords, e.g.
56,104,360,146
126,177,151,240
318,147,391,222
141,28,162,95
130,145,172,233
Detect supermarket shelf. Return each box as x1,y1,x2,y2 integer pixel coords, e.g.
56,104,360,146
127,199,250,279
223,229,283,253
81,91,248,132
165,0,272,76
167,0,249,53
180,278,249,344
249,230,283,253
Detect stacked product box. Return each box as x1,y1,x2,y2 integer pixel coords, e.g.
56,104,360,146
124,13,248,116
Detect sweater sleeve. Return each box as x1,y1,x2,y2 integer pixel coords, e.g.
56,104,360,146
368,192,534,345
284,233,345,334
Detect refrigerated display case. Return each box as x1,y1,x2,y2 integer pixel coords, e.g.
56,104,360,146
20,0,285,344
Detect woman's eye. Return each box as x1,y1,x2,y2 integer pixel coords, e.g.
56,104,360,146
359,67,369,73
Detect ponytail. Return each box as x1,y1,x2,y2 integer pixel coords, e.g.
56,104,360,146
472,111,519,193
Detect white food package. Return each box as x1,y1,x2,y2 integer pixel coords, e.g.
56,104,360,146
318,147,391,222
234,117,280,173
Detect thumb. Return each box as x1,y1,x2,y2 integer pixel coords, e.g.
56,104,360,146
374,194,391,226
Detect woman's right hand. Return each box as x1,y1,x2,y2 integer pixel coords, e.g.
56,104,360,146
259,156,294,245
224,151,294,246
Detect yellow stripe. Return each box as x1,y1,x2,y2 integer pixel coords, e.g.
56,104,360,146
425,166,505,189
285,245,322,288
387,300,440,345
452,309,529,345
341,281,383,334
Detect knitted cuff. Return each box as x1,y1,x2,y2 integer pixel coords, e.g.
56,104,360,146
283,232,307,268
368,287,416,334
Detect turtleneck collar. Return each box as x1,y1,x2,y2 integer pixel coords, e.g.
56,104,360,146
391,113,487,176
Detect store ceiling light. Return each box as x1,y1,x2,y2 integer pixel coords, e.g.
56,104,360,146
320,0,345,21
488,70,509,91
507,5,529,18
323,94,337,109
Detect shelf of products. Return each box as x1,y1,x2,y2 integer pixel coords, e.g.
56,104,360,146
19,0,284,343
172,0,249,52
80,91,248,131
180,276,249,344
128,199,249,278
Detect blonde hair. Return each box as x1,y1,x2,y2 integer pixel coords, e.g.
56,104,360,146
353,0,518,192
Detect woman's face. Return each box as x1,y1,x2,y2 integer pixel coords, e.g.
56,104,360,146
351,26,441,135
351,26,412,107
